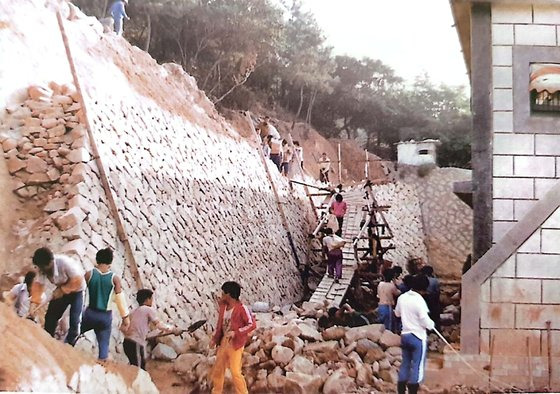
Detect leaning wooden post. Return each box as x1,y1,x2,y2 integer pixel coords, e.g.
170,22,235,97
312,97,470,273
56,12,143,289
337,143,342,184
245,112,301,267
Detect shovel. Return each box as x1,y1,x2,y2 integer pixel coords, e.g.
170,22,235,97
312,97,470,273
147,319,207,340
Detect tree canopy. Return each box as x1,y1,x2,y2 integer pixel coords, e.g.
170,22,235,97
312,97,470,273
73,0,472,168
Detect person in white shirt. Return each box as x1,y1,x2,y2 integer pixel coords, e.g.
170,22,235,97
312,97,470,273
3,271,41,318
31,247,86,345
318,152,331,183
394,274,435,394
293,141,304,170
322,228,346,283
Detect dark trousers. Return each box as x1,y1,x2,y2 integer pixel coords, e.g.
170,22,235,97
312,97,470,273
44,291,84,345
123,338,146,370
81,307,113,360
336,216,344,231
327,249,343,279
269,154,282,171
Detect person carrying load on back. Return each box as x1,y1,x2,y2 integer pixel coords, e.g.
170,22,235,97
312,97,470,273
322,228,346,283
30,247,86,345
110,0,130,36
80,248,130,361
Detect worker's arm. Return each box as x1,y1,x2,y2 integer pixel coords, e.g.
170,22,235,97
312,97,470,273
394,298,402,318
30,281,45,305
418,303,435,331
234,305,257,335
58,275,84,295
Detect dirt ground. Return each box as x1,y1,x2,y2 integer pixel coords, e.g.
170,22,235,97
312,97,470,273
0,154,21,274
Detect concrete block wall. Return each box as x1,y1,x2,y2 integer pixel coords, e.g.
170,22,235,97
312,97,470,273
491,3,560,241
483,3,560,358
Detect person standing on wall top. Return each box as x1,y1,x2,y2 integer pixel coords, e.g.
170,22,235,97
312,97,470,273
395,274,435,394
293,141,304,170
80,248,130,361
330,193,347,232
110,0,130,36
210,281,256,394
281,139,293,177
318,152,331,183
30,247,86,345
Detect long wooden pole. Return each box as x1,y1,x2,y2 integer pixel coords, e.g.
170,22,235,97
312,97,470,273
245,112,300,267
527,336,534,391
57,12,143,289
337,143,342,184
546,320,552,389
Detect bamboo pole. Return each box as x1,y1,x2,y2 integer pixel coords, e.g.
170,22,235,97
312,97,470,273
364,149,369,179
337,143,342,184
245,112,300,267
56,12,143,289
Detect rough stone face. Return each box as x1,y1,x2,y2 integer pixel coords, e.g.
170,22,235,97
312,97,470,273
1,138,17,152
26,156,47,173
285,355,314,375
173,353,205,375
271,345,294,365
44,197,66,213
297,323,321,342
379,368,399,384
344,324,385,345
322,326,346,341
152,343,178,361
55,206,86,231
285,372,322,394
7,156,26,174
379,331,401,349
323,370,356,394
356,338,379,357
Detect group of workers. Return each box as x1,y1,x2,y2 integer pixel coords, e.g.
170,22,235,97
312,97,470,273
256,116,303,177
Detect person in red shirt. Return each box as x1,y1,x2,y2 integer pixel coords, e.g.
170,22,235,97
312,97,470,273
330,193,348,232
210,281,256,394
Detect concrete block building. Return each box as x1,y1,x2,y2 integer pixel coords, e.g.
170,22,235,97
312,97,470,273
396,139,441,166
448,0,560,389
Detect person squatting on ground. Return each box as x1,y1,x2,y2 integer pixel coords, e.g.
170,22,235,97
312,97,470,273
330,193,347,232
395,274,435,394
318,152,331,183
281,139,293,176
110,0,130,36
80,248,130,361
3,271,45,318
322,228,346,283
210,281,256,394
123,289,178,369
377,268,400,331
30,247,86,345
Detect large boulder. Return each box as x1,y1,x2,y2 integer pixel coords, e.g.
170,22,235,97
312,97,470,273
303,341,338,353
285,372,323,394
298,323,321,342
355,338,378,357
285,355,315,375
323,370,356,394
152,343,177,361
321,326,346,341
364,346,386,364
379,368,399,384
379,330,401,349
344,324,384,345
271,345,294,365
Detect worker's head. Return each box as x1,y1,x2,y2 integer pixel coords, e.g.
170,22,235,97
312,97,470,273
282,139,288,146
393,266,403,277
32,247,54,274
335,229,342,237
294,141,300,146
335,194,343,202
402,274,414,290
322,152,327,157
383,268,394,282
24,271,37,288
421,265,434,277
327,307,339,318
96,248,114,265
136,289,154,306
323,227,333,236
221,281,241,304
411,274,430,292
317,315,332,330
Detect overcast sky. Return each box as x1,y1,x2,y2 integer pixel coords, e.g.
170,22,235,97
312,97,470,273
300,0,469,88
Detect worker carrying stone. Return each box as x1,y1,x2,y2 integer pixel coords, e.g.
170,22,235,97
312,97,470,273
110,0,130,36
30,247,86,346
256,116,281,140
79,248,130,361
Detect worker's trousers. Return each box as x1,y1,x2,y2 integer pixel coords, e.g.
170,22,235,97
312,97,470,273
81,307,113,360
398,333,427,384
114,17,123,36
327,249,343,279
44,291,83,345
211,339,248,394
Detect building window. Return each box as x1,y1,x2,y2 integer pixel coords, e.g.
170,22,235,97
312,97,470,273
418,149,429,155
530,63,560,114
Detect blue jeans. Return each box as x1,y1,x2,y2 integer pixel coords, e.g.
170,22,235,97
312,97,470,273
378,304,393,330
81,307,113,360
114,17,123,35
44,291,84,345
398,333,427,384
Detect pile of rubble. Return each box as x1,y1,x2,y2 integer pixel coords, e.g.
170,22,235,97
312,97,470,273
150,301,403,393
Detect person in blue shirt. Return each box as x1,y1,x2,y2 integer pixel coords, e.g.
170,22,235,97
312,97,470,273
110,0,130,36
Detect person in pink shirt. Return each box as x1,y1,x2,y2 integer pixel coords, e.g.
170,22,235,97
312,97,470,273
330,194,348,232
